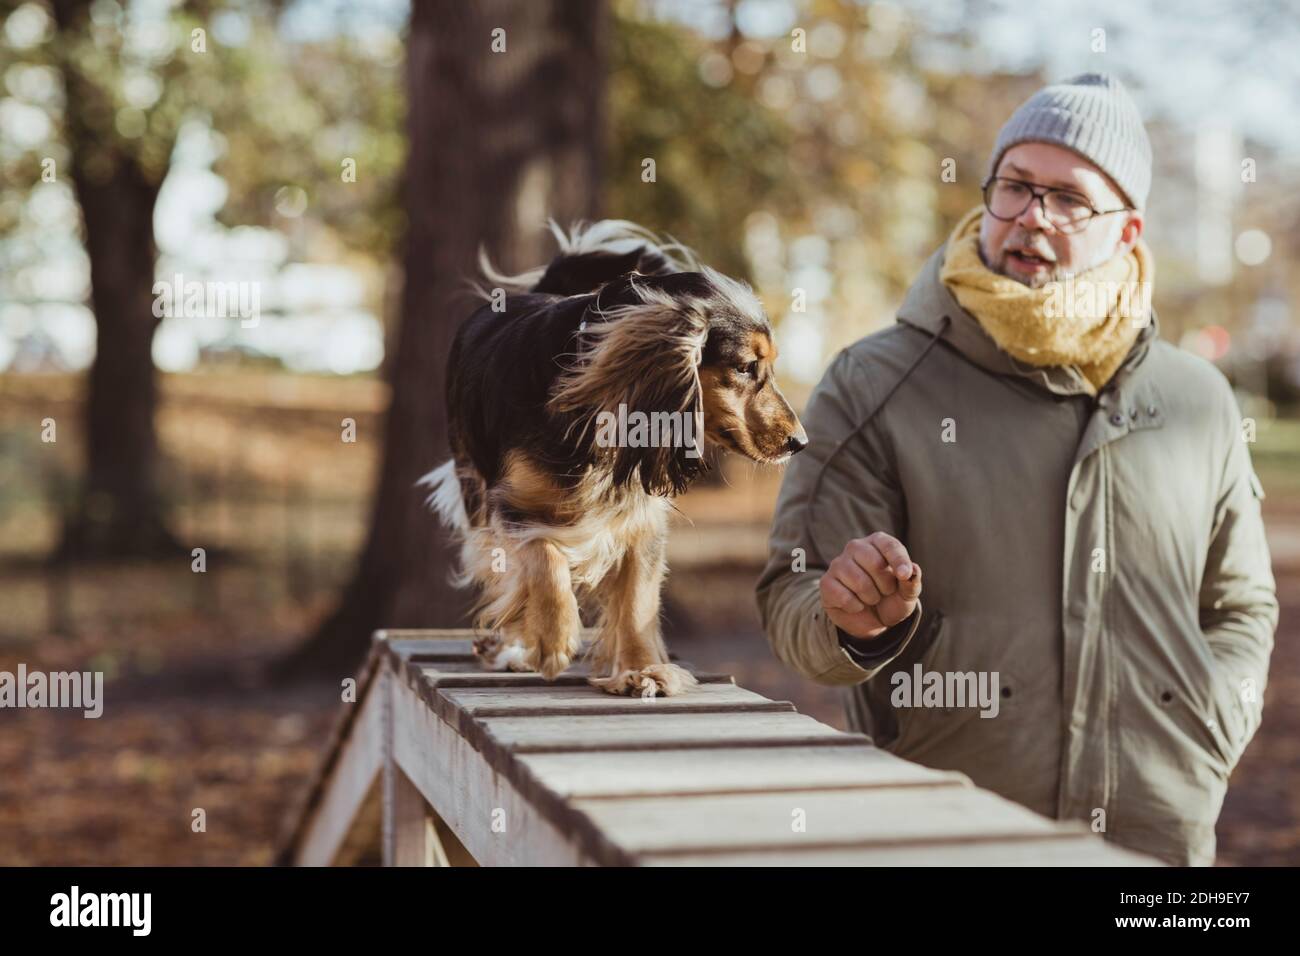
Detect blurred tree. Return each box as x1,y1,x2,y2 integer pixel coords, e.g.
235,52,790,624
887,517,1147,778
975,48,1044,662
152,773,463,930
604,9,801,278
2,0,402,560
0,0,238,558
40,0,220,558
209,11,406,260
277,0,609,677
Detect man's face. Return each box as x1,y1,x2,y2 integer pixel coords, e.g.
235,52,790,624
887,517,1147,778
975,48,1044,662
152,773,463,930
979,142,1143,288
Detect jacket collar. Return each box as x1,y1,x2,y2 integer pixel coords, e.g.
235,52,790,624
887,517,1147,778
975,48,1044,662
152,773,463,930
896,244,1160,399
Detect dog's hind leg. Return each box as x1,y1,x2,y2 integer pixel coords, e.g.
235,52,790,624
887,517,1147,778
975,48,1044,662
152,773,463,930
588,531,697,698
465,527,536,673
514,538,582,680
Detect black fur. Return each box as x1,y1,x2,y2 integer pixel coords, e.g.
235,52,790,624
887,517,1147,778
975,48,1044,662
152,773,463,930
446,246,756,510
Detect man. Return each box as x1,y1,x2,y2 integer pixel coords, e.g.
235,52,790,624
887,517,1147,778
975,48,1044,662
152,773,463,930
756,73,1277,866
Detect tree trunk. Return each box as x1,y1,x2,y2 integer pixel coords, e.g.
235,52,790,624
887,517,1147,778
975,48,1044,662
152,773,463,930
52,0,179,561
277,0,607,678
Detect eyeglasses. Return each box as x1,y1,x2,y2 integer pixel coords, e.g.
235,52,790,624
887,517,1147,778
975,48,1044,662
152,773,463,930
981,176,1131,234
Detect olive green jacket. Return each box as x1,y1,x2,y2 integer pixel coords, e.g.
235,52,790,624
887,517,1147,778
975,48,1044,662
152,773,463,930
756,246,1278,866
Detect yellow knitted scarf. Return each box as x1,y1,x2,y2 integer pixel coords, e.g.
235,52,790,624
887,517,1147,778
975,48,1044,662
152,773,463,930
939,206,1154,394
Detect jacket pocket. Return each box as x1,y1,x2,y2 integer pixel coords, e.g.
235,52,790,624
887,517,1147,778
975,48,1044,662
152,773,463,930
1181,624,1251,776
877,613,1018,747
1161,684,1236,780
1204,665,1250,773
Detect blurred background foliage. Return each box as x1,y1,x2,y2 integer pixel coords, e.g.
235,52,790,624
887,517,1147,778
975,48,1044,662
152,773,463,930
4,0,1299,391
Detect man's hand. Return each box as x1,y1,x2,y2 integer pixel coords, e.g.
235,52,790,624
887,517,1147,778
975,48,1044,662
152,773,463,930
818,532,922,640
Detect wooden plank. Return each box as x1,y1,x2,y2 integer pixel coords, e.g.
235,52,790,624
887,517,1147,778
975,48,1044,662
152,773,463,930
518,745,968,799
412,660,730,678
380,629,598,665
386,639,476,661
388,766,438,867
275,640,385,864
377,628,599,641
394,653,735,698
389,663,601,865
411,660,632,677
640,837,1163,866
439,683,790,718
293,671,386,865
415,660,561,675
420,670,611,689
409,663,736,692
572,786,1075,856
478,711,855,754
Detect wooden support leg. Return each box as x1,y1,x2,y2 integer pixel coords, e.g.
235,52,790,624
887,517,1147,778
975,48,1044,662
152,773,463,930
386,764,478,866
388,767,438,866
382,662,479,866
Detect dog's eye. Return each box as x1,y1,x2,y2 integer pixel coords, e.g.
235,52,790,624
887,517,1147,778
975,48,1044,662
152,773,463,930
736,360,759,378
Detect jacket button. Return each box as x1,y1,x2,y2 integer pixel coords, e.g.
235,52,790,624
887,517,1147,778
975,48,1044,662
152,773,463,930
1109,412,1126,427
1147,405,1158,416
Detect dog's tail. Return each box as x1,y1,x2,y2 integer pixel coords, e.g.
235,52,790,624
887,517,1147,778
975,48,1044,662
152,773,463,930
417,458,479,590
474,219,698,300
418,458,470,532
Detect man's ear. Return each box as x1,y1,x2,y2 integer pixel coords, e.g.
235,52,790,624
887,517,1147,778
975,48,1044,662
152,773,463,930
1118,211,1144,251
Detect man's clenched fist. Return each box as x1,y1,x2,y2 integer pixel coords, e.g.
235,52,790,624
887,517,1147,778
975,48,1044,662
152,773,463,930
819,532,922,640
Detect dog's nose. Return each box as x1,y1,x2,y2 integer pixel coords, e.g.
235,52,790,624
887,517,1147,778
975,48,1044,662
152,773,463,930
785,432,809,455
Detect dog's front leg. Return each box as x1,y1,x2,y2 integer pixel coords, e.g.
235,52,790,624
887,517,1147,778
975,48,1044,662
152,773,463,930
515,538,582,680
588,532,698,698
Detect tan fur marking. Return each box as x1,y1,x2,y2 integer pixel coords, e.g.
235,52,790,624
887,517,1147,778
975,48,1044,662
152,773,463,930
515,538,582,679
493,450,565,523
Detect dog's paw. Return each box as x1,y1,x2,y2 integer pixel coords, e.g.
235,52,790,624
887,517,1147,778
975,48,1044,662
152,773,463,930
589,662,698,698
473,633,533,672
523,644,574,681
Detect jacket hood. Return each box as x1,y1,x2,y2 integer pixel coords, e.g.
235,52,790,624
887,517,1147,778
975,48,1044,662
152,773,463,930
895,243,1159,398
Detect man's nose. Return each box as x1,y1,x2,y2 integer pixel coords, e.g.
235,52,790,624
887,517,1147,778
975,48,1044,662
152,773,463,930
1015,196,1051,232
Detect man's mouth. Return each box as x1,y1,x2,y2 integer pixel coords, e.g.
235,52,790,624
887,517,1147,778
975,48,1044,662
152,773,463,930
1006,247,1054,270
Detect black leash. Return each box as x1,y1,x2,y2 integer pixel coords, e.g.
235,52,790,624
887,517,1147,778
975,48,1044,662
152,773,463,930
800,315,952,566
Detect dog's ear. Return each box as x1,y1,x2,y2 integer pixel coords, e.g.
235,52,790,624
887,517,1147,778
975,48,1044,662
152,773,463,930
550,289,708,496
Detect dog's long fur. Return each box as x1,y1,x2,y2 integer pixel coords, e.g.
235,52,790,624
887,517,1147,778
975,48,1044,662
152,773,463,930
421,220,806,696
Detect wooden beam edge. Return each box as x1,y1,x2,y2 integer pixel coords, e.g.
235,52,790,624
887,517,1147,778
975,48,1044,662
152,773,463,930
273,635,388,866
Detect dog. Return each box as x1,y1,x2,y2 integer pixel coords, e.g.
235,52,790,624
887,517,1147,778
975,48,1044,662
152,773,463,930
420,220,807,697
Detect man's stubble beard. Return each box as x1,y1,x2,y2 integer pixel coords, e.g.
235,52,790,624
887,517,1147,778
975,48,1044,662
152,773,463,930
980,219,1126,289
978,240,1065,289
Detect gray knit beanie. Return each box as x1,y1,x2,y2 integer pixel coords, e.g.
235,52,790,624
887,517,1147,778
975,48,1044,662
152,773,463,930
987,72,1152,210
